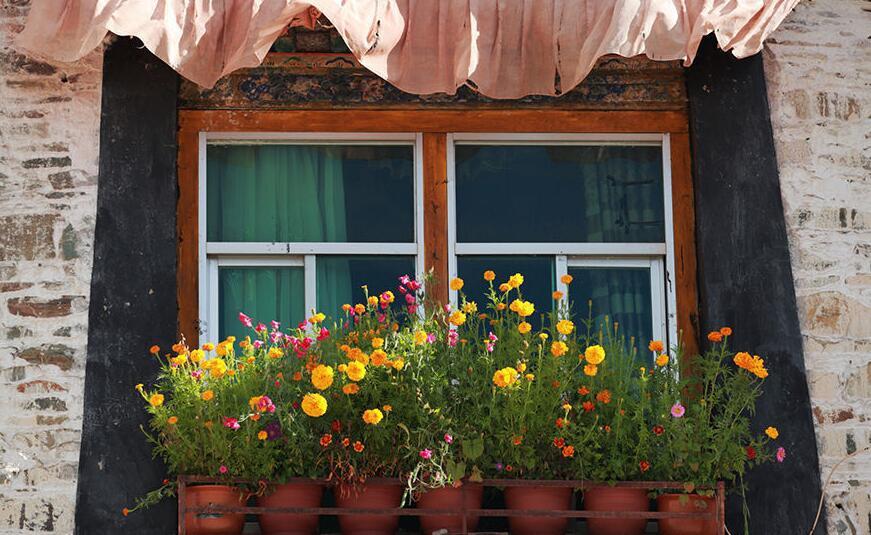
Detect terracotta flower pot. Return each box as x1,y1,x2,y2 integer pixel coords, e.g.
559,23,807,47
417,483,484,534
184,484,245,535
584,486,649,535
657,493,716,535
335,481,403,535
503,485,574,535
257,482,324,535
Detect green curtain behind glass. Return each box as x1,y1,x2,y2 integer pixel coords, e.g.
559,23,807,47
219,268,305,340
208,145,352,327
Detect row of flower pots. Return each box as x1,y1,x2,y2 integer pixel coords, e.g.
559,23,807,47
184,481,717,535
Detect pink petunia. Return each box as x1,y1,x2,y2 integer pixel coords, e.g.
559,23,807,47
222,417,240,430
238,312,252,328
448,330,459,347
419,449,433,459
444,434,453,444
253,340,263,349
776,447,786,463
255,323,266,333
670,402,685,418
317,327,330,341
219,465,228,474
270,320,280,330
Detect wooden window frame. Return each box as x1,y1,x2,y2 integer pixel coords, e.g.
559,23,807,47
178,110,699,358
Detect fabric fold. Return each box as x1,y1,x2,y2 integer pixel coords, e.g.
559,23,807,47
16,0,799,98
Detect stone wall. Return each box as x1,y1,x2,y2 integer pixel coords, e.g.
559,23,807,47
0,1,102,532
764,1,871,533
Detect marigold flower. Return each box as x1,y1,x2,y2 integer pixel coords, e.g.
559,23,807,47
122,508,129,516
382,405,393,412
484,270,496,281
583,364,598,376
149,345,160,354
551,341,568,357
639,460,651,472
311,364,334,390
513,436,523,445
201,390,214,401
652,425,664,436
508,273,524,289
707,331,723,343
596,390,612,404
582,401,595,412
450,277,464,291
560,274,573,285
449,310,467,326
513,321,530,335
346,361,366,382
656,354,669,367
578,386,590,396
167,416,178,425
342,383,360,395
354,441,365,453
391,357,405,370
309,312,326,324
413,330,428,345
648,340,664,353
552,291,564,300
342,304,352,312
371,337,384,349
720,327,732,337
584,345,605,365
509,299,535,317
204,420,213,429
370,349,388,367
556,319,574,336
149,393,164,407
555,417,566,428
562,445,575,458
362,408,384,425
765,426,779,439
267,347,284,359
320,434,333,447
463,301,478,314
354,304,366,315
201,343,215,351
498,283,510,293
492,367,518,388
553,437,565,448
302,393,328,417
525,373,535,381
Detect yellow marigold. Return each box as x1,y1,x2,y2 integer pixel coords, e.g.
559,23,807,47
371,349,388,366
367,296,379,306
268,347,284,359
309,312,326,324
656,354,669,367
381,291,395,304
508,273,524,289
583,364,598,376
226,369,236,377
201,390,214,401
371,337,384,349
539,333,549,340
450,277,464,291
342,383,360,395
341,303,352,312
362,408,384,425
510,299,535,317
204,358,227,378
584,345,606,365
552,291,564,300
167,416,178,425
189,349,204,363
171,354,188,366
311,364,334,390
149,393,164,407
215,343,229,357
257,430,268,441
560,274,573,285
518,321,532,334
354,304,366,315
449,310,467,326
556,319,575,336
499,283,510,293
765,426,779,439
226,336,236,343
493,367,518,388
517,362,527,372
551,341,568,357
525,373,535,381
462,301,478,314
484,270,496,281
301,393,328,417
413,330,428,345
648,340,664,353
346,361,366,382
391,357,405,371
246,356,256,365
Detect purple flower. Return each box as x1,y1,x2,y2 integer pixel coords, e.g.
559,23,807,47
776,447,786,463
238,312,252,328
670,402,685,418
427,333,436,344
257,396,276,414
264,421,283,441
419,449,433,459
494,462,504,472
444,434,453,444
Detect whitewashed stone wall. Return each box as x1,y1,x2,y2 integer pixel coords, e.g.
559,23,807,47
764,1,871,533
0,1,102,532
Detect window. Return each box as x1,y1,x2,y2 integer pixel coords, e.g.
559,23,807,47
178,110,697,359
199,134,424,341
448,134,673,348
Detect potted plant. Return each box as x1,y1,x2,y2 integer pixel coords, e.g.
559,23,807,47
649,328,785,535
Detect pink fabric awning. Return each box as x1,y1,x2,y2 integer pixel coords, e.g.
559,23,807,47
16,0,799,99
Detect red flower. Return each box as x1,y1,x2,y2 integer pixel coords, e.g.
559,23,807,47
582,401,595,412
553,437,565,449
639,460,651,472
578,386,590,396
746,446,757,460
319,434,333,447
331,419,342,433
555,417,566,428
652,425,664,436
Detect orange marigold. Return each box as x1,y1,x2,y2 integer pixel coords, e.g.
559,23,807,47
707,331,724,343
562,445,575,458
596,390,612,404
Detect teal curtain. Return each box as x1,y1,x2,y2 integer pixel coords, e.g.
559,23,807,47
208,145,352,328
219,267,305,340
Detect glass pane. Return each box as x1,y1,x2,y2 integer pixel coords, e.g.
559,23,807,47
457,256,555,326
455,145,664,243
207,144,414,243
317,256,416,319
568,266,653,357
219,267,305,340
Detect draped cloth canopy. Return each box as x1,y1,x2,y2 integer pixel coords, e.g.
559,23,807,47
17,0,798,99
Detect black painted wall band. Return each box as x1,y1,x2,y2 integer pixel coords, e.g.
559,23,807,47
75,38,179,534
687,37,824,534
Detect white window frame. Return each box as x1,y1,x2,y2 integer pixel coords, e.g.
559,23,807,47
446,133,677,348
198,132,425,342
